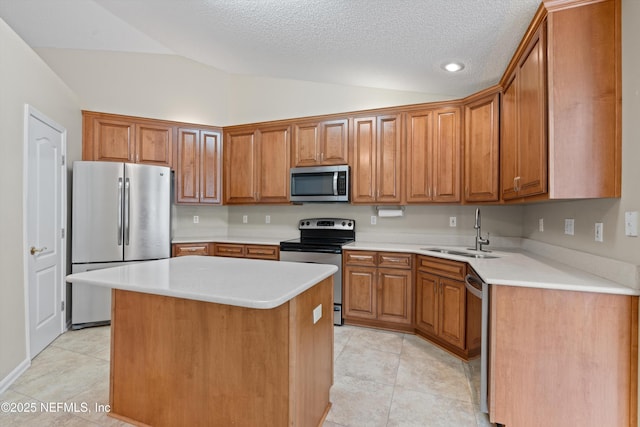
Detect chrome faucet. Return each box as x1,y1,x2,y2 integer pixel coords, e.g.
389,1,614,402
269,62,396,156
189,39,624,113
470,208,490,252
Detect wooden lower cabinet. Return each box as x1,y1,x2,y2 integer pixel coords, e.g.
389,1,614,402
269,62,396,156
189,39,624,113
172,243,211,257
213,243,279,260
415,255,480,360
489,285,638,427
343,251,413,331
172,242,279,260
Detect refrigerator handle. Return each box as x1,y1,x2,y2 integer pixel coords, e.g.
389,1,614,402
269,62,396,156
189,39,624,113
117,178,123,246
124,178,131,246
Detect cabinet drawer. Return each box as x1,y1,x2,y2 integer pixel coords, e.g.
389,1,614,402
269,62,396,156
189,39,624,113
344,251,377,266
377,252,412,269
172,243,210,257
417,255,466,280
245,245,279,260
213,243,245,258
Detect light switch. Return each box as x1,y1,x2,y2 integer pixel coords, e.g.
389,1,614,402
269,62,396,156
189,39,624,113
313,304,322,324
449,217,457,227
595,222,603,242
564,218,575,236
371,216,377,225
625,211,638,237
539,218,544,232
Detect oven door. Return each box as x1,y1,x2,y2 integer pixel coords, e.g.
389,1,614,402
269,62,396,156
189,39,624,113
280,250,343,325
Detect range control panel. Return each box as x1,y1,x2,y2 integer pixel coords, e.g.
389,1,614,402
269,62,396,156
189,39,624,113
298,218,355,231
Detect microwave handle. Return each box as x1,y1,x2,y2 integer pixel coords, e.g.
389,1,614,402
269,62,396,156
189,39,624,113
333,172,338,196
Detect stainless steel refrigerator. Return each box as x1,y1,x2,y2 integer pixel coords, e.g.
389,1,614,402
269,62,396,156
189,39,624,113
71,161,171,328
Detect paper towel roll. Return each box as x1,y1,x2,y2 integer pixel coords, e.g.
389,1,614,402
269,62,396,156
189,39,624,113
377,208,404,217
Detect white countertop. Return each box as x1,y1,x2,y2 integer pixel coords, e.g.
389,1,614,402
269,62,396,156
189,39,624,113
66,256,338,309
344,242,640,296
172,235,289,245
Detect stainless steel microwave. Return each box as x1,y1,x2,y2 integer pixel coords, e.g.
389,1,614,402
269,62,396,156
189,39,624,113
290,165,349,202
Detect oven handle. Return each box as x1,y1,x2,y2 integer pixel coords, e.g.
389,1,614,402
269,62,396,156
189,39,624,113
279,247,342,255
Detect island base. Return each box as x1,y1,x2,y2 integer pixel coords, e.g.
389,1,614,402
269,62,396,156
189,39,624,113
108,277,334,427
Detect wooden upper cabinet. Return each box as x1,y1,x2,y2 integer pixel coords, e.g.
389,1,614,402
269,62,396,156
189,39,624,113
545,0,621,199
351,114,402,204
224,129,257,204
499,0,620,202
83,112,173,167
257,125,290,203
135,123,173,167
464,91,500,202
406,107,461,203
224,125,290,204
86,116,135,162
292,119,348,167
176,128,221,204
501,23,547,201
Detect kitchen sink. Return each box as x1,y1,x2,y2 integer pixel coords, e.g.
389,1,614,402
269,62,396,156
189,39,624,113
421,248,499,259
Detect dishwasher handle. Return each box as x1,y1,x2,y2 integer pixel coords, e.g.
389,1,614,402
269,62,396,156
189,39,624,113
464,274,484,299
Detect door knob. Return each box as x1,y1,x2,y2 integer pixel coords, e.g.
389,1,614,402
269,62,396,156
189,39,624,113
30,246,47,255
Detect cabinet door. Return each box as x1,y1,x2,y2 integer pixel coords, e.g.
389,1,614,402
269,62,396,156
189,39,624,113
415,272,439,335
91,117,135,162
376,114,402,203
136,123,173,167
501,74,519,200
292,122,320,167
351,117,377,203
343,266,377,320
517,24,547,198
377,268,412,325
320,119,348,165
213,243,245,258
405,110,433,202
258,126,290,203
432,108,461,202
245,245,279,260
465,93,500,202
176,128,200,203
438,278,466,350
200,131,222,204
224,130,257,204
172,243,210,257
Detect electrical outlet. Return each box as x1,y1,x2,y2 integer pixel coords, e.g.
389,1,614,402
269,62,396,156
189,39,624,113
265,215,271,224
539,218,544,232
449,217,457,227
625,211,638,237
313,304,322,324
371,215,377,225
242,215,248,224
564,218,575,236
595,222,603,242
193,215,199,224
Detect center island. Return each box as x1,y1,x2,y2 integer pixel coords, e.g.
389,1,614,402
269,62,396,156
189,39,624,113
66,255,338,427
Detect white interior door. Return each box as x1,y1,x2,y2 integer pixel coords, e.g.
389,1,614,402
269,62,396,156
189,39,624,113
26,105,66,358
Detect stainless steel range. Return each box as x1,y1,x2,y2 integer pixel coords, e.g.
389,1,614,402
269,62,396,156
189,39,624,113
279,218,355,326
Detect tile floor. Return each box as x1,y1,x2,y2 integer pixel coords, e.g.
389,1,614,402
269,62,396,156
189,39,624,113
0,325,493,426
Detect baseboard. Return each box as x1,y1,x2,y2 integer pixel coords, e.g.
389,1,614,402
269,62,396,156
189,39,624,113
0,358,30,394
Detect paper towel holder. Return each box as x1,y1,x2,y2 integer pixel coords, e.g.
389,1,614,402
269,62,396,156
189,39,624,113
375,206,405,217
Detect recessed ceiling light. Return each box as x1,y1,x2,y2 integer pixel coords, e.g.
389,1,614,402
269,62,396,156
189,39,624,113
442,62,465,72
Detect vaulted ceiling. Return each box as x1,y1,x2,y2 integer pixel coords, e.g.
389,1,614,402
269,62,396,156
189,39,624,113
0,0,542,96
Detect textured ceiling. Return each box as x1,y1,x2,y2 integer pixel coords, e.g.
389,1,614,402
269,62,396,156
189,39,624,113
0,0,542,96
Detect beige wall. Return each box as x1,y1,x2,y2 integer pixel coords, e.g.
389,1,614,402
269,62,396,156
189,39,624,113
0,18,81,383
34,48,232,126
522,0,640,266
34,48,449,127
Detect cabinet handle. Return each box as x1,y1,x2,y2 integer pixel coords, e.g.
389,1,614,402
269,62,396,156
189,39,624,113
514,176,521,192
428,187,432,198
